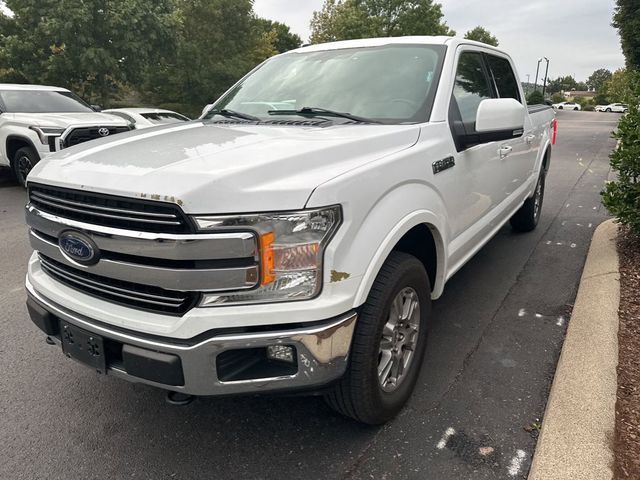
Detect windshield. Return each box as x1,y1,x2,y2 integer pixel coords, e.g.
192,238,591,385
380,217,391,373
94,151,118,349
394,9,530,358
210,44,446,124
0,90,93,113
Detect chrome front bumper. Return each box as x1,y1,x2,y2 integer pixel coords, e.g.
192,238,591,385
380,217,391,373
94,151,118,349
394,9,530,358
27,287,357,396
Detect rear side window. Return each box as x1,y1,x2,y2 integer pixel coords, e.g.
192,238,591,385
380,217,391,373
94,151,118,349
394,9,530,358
486,55,521,103
452,51,493,125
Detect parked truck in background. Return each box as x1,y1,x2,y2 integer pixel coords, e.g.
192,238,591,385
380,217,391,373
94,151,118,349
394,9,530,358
24,37,556,424
0,84,132,186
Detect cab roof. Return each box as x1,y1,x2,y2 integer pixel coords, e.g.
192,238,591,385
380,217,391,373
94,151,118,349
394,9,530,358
291,36,503,54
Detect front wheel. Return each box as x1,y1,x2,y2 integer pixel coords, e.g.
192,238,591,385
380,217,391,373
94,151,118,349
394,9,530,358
325,251,430,424
558,106,564,110
510,171,546,232
11,146,40,188
606,108,612,113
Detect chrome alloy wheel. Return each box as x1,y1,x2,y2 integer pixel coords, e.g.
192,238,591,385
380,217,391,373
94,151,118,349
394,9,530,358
378,287,421,393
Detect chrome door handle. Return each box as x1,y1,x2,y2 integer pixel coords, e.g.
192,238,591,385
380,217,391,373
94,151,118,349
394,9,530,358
499,145,513,158
525,134,536,144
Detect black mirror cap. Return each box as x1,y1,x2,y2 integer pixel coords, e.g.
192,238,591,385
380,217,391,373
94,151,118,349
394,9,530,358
91,104,102,112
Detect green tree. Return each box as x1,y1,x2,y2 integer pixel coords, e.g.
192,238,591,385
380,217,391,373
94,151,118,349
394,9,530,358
545,75,579,95
464,26,498,46
613,0,640,69
527,90,544,105
142,0,265,116
602,68,635,103
310,0,455,44
254,18,302,53
587,68,613,92
0,0,176,105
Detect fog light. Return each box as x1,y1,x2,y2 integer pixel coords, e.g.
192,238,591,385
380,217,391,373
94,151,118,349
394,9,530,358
267,345,295,364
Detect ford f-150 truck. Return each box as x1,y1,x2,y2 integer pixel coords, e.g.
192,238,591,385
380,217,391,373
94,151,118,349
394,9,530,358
0,84,132,186
24,37,556,424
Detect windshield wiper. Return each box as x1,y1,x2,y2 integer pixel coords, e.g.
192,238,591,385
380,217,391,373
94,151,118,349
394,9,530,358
267,107,380,124
207,109,260,122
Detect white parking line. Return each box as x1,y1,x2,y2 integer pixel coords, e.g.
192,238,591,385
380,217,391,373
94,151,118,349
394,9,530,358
436,427,456,450
507,449,527,476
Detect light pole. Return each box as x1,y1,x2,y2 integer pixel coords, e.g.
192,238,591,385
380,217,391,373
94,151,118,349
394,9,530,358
542,57,550,98
534,59,542,92
526,74,531,94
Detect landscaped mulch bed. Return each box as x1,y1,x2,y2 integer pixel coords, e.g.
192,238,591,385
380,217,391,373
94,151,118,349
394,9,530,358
614,226,640,480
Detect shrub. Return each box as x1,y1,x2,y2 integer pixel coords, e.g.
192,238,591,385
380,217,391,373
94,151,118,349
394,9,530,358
602,72,640,234
551,93,564,104
527,90,545,105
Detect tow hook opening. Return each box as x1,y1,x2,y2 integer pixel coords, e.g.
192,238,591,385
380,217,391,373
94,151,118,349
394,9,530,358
166,391,196,407
166,391,195,406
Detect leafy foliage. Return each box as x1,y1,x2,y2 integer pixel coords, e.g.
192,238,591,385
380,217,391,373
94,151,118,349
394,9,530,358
545,75,579,95
464,26,498,47
1,0,176,104
613,0,640,69
587,68,613,92
527,90,544,105
0,0,303,114
309,0,454,44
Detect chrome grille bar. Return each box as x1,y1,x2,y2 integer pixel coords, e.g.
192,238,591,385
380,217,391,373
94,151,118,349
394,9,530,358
31,191,179,219
39,255,196,314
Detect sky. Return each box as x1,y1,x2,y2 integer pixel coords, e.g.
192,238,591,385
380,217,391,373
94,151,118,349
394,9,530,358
253,0,626,82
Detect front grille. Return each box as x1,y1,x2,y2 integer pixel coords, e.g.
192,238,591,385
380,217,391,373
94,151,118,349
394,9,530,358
29,184,193,233
39,255,199,315
62,126,131,148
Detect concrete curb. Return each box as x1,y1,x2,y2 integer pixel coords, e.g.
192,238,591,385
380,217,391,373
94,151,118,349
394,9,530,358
529,219,619,480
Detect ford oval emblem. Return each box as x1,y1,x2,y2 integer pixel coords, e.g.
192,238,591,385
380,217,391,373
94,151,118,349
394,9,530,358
98,127,110,137
58,231,100,266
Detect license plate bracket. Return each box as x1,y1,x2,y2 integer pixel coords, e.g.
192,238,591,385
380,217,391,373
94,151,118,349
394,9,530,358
60,322,106,374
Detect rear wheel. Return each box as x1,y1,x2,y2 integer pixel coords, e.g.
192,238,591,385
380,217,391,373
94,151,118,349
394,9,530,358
510,170,546,232
11,146,39,187
325,251,430,424
558,106,564,110
573,107,579,111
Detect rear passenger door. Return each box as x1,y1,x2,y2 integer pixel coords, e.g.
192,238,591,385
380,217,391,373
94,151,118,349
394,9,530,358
484,53,534,203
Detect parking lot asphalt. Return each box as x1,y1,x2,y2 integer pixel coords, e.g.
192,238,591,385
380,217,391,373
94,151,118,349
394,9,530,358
0,111,620,480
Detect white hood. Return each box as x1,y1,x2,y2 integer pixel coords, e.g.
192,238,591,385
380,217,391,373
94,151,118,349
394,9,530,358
11,112,129,128
28,121,420,213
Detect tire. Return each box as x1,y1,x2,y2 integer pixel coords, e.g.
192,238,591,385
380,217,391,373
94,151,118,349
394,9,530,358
11,146,40,188
510,170,546,232
606,108,612,113
558,106,563,110
573,107,579,111
325,251,431,424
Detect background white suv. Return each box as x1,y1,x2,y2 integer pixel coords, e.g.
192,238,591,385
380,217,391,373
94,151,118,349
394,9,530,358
0,84,131,186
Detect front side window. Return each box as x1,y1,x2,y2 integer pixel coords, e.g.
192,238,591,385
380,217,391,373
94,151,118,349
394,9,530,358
0,90,93,113
486,55,521,102
451,51,493,125
210,44,446,124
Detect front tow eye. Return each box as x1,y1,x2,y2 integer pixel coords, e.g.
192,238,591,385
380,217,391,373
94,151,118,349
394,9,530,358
166,391,195,406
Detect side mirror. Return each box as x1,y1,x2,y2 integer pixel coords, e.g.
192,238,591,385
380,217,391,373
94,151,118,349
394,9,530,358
91,104,102,112
201,103,214,117
475,98,525,137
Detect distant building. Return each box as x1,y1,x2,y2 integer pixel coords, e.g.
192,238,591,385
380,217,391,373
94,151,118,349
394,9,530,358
563,90,595,99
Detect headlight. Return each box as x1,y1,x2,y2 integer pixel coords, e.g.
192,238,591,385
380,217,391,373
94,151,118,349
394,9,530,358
194,206,342,306
29,126,65,144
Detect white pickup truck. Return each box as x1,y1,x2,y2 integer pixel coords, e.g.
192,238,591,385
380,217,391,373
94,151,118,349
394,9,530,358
0,84,131,186
24,37,556,424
